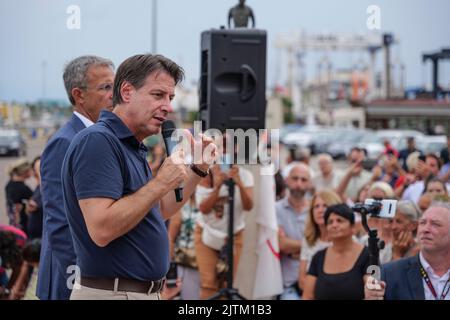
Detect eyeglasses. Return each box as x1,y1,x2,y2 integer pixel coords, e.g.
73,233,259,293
81,83,113,92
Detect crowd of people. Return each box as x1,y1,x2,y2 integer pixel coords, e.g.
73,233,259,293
1,53,449,300
148,125,450,300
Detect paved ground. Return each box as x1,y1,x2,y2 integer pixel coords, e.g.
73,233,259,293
0,137,46,224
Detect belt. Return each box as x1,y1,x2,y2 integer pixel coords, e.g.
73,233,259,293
80,276,165,294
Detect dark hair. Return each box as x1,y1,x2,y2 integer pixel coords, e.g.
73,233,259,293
425,153,441,170
274,170,286,199
23,239,41,264
324,204,355,225
424,177,447,194
0,231,23,268
31,156,41,170
112,54,184,106
350,147,367,156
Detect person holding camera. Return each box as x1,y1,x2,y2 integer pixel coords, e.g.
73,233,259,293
194,161,254,299
303,204,370,300
357,182,396,264
365,203,450,300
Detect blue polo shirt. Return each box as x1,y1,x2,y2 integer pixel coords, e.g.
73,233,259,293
61,110,169,281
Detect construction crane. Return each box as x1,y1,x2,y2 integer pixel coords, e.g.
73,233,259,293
423,48,450,99
274,31,397,117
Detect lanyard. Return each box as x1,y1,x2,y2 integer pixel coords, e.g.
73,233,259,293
419,261,450,300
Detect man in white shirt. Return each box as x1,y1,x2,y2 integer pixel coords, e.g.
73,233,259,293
337,148,373,202
365,202,450,300
312,153,342,192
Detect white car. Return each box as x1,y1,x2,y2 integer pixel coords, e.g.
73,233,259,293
417,135,447,156
359,130,425,159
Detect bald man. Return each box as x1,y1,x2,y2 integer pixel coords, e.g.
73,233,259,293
313,154,343,192
276,164,311,300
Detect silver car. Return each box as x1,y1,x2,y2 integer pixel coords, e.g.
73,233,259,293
0,129,27,156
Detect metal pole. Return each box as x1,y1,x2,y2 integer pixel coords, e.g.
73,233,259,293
385,45,391,99
152,0,157,53
432,58,439,99
42,60,47,100
226,178,235,290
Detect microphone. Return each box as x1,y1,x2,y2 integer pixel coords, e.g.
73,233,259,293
161,120,183,202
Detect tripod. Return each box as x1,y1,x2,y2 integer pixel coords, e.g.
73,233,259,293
354,205,385,267
208,178,246,300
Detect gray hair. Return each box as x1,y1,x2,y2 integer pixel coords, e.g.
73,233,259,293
369,181,395,199
429,201,450,211
427,202,450,233
287,162,311,178
397,200,421,221
318,153,333,163
63,55,114,105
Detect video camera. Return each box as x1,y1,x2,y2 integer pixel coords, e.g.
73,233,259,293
353,199,397,219
352,199,398,267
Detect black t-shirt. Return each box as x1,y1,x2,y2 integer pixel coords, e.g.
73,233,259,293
27,186,43,239
5,180,33,231
441,147,449,165
308,246,370,300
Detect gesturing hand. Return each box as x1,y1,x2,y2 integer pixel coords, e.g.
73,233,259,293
156,150,188,193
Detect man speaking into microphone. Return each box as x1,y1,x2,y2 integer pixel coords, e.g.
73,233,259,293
61,54,216,300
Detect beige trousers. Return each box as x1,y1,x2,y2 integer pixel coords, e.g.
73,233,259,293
70,283,161,300
194,225,243,299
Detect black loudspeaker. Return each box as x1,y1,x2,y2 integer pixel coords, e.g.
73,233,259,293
199,28,267,131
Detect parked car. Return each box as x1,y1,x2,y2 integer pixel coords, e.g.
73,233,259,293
280,124,303,145
359,130,425,159
283,126,331,155
311,127,355,155
0,129,27,156
327,129,369,159
416,135,447,157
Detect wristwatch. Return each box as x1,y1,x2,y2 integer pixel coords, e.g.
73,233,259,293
190,164,209,178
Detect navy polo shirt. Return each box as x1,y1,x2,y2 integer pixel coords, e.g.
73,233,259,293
61,110,169,281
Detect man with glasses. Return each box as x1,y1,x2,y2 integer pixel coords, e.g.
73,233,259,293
37,55,115,300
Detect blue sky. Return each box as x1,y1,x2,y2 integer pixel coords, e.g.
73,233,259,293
1,0,449,103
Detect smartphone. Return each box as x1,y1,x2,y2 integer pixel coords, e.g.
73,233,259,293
361,159,378,171
418,155,426,162
364,198,397,219
166,262,178,288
